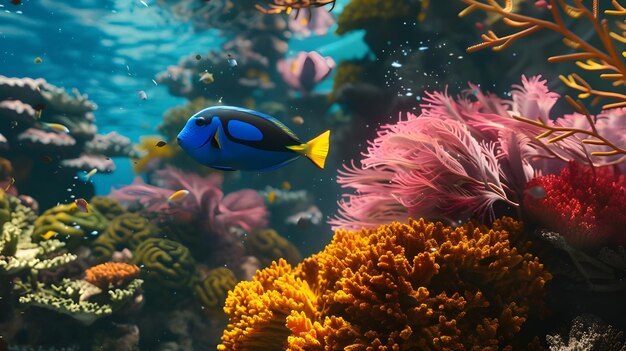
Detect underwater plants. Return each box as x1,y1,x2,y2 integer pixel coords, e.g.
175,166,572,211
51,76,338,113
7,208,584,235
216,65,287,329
329,75,624,230
524,161,626,249
218,217,551,350
458,0,626,158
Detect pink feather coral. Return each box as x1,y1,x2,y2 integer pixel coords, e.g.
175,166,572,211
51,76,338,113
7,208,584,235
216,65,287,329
330,75,624,231
110,167,268,237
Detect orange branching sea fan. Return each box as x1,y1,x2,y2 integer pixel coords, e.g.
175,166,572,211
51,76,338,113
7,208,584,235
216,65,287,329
218,217,551,350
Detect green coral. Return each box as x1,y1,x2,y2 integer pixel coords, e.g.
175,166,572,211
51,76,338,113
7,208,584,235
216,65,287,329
194,267,238,311
1,195,76,275
243,229,301,268
92,213,159,257
32,203,109,249
0,194,11,226
89,196,127,220
158,97,217,142
130,238,196,295
336,0,417,34
17,278,142,325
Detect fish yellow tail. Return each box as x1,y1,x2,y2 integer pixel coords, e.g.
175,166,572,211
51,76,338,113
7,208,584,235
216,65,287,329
287,130,330,169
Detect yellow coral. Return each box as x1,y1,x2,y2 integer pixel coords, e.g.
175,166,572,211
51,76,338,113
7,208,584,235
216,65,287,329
218,218,551,350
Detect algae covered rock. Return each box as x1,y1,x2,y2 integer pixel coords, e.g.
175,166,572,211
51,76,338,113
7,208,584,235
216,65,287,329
32,203,109,248
243,228,301,268
194,267,238,312
92,213,159,257
130,238,196,299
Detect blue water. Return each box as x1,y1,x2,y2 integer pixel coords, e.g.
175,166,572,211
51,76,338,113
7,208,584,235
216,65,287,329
0,0,368,193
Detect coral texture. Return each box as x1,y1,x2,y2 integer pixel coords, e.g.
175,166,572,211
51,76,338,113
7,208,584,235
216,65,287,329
92,213,160,257
524,162,626,248
219,217,551,350
243,229,302,268
88,196,127,221
32,203,109,248
84,262,141,290
130,238,196,294
194,267,238,311
336,0,419,34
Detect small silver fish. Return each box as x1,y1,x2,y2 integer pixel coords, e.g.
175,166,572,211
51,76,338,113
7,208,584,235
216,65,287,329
228,58,237,67
525,185,546,200
137,90,148,100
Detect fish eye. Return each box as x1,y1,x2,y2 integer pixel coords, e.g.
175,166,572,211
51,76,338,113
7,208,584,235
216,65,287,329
195,116,208,126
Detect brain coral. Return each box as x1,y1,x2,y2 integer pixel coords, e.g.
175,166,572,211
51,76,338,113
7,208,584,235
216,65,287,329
219,217,551,350
32,203,109,248
92,213,159,257
130,238,196,294
194,267,238,311
243,229,302,268
89,196,127,220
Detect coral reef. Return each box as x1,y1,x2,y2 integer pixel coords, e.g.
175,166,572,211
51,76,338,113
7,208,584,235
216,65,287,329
329,76,625,230
336,0,420,34
32,203,109,249
546,315,626,351
130,238,196,299
243,228,301,267
0,76,137,209
17,277,142,325
92,213,160,257
88,196,127,221
218,217,551,350
194,267,238,312
84,262,141,290
524,162,626,249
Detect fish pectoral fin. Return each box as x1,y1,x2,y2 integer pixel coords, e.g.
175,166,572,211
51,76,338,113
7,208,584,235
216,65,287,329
210,128,222,149
286,130,330,169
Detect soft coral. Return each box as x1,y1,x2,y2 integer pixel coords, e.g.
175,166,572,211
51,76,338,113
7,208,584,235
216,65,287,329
524,162,626,248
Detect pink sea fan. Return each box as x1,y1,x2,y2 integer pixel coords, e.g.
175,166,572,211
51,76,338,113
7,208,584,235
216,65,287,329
277,51,335,93
330,114,516,231
288,8,335,37
330,75,623,231
110,167,268,236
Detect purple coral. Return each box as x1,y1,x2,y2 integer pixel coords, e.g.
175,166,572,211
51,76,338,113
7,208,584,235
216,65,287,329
277,51,335,93
329,75,617,230
110,167,268,237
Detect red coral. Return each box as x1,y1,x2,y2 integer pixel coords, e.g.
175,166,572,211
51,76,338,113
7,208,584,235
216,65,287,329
524,162,626,248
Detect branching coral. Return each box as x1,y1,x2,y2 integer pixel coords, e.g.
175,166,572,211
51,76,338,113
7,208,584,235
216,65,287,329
458,0,626,158
194,267,238,312
218,217,551,350
92,213,160,257
84,262,141,290
243,229,301,267
32,203,109,249
524,161,626,248
329,76,625,230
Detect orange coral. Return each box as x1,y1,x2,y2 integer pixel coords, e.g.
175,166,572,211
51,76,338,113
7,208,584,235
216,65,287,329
218,217,551,350
84,262,141,290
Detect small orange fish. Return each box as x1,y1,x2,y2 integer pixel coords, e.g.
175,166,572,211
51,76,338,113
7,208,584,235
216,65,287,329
4,177,14,192
281,181,291,191
168,189,190,203
44,123,70,133
291,116,304,125
267,191,277,204
41,230,57,240
74,198,89,213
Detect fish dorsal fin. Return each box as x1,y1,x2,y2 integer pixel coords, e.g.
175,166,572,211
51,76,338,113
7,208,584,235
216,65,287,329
219,106,300,141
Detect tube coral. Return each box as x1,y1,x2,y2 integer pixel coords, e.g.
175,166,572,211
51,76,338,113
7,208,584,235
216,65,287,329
218,217,551,350
524,161,626,248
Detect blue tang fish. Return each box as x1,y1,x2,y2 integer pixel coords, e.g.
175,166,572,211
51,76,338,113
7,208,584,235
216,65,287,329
177,106,330,171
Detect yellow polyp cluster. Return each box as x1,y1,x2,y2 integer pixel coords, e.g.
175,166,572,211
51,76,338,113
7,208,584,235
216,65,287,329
218,217,552,350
